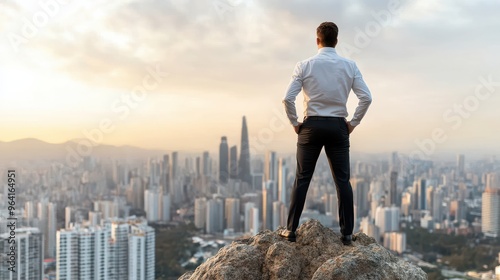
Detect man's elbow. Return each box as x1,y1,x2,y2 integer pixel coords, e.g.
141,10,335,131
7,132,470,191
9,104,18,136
364,94,373,106
282,97,294,106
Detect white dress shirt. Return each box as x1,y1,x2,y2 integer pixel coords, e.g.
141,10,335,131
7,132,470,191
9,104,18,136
283,47,372,127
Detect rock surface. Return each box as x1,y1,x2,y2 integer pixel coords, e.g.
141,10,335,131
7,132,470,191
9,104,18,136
179,220,427,280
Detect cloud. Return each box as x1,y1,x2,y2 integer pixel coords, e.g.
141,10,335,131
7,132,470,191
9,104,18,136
2,0,500,153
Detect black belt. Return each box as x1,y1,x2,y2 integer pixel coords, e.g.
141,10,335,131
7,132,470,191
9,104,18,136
304,116,343,120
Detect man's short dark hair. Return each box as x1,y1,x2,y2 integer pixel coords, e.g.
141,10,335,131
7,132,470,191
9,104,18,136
317,22,338,47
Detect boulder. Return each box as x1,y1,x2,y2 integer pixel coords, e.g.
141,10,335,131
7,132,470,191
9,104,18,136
179,220,427,280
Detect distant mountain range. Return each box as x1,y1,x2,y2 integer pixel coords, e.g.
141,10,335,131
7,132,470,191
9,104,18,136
0,138,494,163
0,138,167,162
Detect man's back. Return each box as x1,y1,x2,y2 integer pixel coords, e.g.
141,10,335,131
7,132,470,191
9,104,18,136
300,48,358,117
283,48,371,127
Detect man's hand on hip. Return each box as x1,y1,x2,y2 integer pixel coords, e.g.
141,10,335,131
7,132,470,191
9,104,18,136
294,122,303,134
347,121,355,134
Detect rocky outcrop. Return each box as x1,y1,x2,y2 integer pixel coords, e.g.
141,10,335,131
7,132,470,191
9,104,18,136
179,220,427,280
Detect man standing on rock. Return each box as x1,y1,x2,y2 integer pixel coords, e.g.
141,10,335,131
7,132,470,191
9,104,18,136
280,22,372,245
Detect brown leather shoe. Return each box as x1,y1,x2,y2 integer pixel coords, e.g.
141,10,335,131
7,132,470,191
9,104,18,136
279,230,296,242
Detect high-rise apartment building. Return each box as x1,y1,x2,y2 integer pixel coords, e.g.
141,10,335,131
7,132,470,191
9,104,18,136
206,199,224,234
225,198,241,233
56,225,110,280
482,188,500,237
194,198,207,230
0,228,43,280
56,217,155,280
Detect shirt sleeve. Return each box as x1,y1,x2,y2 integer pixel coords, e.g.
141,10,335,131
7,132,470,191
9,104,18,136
282,62,303,126
349,63,372,126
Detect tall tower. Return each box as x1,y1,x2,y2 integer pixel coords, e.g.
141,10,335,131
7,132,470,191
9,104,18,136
457,154,465,178
432,186,444,223
38,201,57,258
229,146,238,179
219,137,229,184
202,151,210,177
278,158,288,205
239,116,252,185
388,171,398,207
415,178,426,210
262,181,273,230
162,154,170,194
264,151,278,183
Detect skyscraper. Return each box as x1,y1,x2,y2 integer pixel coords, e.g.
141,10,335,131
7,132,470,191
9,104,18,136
194,198,207,230
171,152,178,181
57,225,111,280
265,151,278,200
129,176,145,210
244,202,256,233
94,200,119,220
219,137,229,184
0,228,43,280
162,193,171,222
375,206,400,234
388,171,398,207
239,116,252,185
482,188,500,237
278,158,289,205
65,206,72,229
229,145,238,179
264,151,278,184
38,201,57,258
206,199,224,234
415,178,427,210
225,198,241,232
432,186,444,223
128,223,155,280
202,151,210,177
390,151,400,172
262,181,273,230
486,173,499,190
57,217,155,280
457,154,465,178
352,178,369,218
195,156,201,178
162,154,170,194
144,189,161,221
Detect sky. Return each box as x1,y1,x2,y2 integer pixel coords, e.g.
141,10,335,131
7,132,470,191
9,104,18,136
1,0,499,157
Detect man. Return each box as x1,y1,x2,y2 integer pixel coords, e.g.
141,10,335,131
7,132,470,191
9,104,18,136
280,22,372,245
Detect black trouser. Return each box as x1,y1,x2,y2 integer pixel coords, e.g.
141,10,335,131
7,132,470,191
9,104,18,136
286,116,354,236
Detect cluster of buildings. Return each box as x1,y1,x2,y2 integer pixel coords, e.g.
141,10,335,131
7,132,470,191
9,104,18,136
1,115,500,279
0,213,154,280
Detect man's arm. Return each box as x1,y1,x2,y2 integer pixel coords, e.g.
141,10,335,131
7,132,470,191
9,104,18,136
349,63,372,127
282,62,303,128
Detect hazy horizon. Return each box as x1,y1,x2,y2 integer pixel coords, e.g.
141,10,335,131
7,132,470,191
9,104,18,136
1,0,500,157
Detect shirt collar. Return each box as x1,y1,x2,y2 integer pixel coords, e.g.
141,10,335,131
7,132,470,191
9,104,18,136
318,47,337,54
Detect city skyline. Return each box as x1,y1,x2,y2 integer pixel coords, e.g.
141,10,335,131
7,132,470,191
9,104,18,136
1,1,500,155
2,141,500,278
